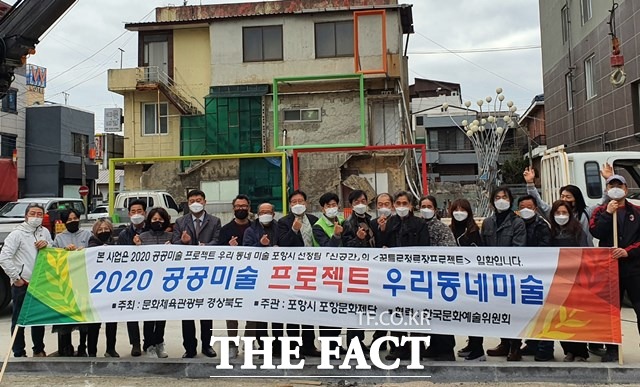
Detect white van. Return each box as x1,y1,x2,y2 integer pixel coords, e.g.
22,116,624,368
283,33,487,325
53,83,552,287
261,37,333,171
113,191,182,222
540,145,640,207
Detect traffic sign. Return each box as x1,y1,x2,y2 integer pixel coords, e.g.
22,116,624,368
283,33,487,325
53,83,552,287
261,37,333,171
78,185,89,197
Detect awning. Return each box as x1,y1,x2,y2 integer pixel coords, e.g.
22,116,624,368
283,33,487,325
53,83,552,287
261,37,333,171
0,159,17,201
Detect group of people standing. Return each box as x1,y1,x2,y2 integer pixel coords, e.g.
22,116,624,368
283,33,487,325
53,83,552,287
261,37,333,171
0,163,638,364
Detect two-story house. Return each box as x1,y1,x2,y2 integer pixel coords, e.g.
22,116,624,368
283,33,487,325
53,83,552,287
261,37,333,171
108,0,415,211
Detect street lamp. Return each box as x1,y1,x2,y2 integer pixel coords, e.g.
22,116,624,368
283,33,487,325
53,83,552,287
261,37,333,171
442,87,519,217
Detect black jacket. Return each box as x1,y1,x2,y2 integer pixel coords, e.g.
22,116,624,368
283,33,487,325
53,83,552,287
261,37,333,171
481,212,526,247
384,213,430,247
243,219,280,247
88,235,115,247
524,215,552,247
342,213,375,248
276,213,319,247
590,200,640,277
117,224,148,246
451,225,483,247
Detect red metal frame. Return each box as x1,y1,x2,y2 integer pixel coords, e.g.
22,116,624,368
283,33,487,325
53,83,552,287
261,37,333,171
292,144,428,195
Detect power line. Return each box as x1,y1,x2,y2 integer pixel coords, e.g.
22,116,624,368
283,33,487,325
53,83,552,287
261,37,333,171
409,45,540,55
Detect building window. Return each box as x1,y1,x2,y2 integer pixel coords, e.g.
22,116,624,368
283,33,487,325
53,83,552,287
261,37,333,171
581,0,592,24
243,26,283,62
315,21,354,58
561,5,569,43
1,88,17,113
72,132,88,156
584,161,602,198
632,81,640,135
283,108,321,122
142,103,168,135
0,133,16,158
416,116,424,126
565,73,573,110
585,54,596,100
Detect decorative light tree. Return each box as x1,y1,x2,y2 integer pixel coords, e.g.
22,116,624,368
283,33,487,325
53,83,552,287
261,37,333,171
441,87,519,217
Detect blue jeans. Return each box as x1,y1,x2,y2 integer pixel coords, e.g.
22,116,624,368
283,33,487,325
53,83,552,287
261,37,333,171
11,285,45,356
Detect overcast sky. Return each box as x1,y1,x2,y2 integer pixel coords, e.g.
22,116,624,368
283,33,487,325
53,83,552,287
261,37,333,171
20,0,541,131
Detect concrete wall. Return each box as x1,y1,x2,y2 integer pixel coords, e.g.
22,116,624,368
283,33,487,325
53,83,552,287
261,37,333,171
540,0,640,151
209,9,401,85
121,90,181,159
173,27,211,105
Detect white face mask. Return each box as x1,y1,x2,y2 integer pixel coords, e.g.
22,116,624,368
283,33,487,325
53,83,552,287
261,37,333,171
608,187,626,200
377,207,392,217
420,208,435,220
27,217,43,228
395,207,410,218
258,214,273,224
353,204,367,215
452,211,468,222
130,214,145,225
325,207,339,219
189,202,204,214
555,215,570,226
519,208,536,220
291,204,306,216
494,199,511,212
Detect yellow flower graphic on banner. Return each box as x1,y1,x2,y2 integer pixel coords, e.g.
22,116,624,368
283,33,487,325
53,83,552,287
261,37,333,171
539,306,591,340
41,249,85,321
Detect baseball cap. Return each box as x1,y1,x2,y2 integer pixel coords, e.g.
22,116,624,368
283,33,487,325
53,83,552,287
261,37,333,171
606,174,627,185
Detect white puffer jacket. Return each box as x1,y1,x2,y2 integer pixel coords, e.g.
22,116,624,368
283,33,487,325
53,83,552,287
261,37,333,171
0,222,53,284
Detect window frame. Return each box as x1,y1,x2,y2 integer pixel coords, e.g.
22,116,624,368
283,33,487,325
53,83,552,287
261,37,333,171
585,54,597,100
242,25,283,62
0,133,17,159
565,72,574,110
71,132,88,157
282,108,322,122
142,102,169,136
315,20,355,58
581,0,592,24
584,161,602,199
561,5,570,44
1,88,17,114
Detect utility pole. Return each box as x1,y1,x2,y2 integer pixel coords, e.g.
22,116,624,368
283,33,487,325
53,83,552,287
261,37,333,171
81,138,88,220
118,48,124,69
62,91,69,105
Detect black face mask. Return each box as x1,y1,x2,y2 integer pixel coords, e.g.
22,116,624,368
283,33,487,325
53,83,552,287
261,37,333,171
150,221,164,232
234,209,249,220
97,232,111,243
66,221,80,233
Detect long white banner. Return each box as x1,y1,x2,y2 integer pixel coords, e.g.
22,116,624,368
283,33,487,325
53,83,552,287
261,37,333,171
19,245,621,343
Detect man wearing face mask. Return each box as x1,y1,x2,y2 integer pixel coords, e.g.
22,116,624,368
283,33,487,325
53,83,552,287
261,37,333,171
117,199,148,357
590,174,640,362
0,203,52,357
275,190,321,358
482,186,527,361
243,202,279,353
217,194,252,359
172,189,221,359
384,191,432,361
371,193,394,249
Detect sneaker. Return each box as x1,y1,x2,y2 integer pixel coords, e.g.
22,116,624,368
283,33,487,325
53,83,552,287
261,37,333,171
32,351,46,357
104,349,120,358
457,344,473,358
464,349,486,361
156,343,168,358
229,344,238,359
563,353,575,362
601,351,619,362
146,345,158,358
131,344,142,357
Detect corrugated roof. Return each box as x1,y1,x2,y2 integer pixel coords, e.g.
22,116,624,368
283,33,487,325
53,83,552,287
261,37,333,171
96,169,124,185
126,1,412,31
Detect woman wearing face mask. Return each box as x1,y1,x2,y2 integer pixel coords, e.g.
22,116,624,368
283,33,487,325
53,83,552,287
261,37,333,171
87,219,119,358
52,209,93,357
448,199,486,361
133,208,172,359
524,165,614,247
482,186,527,362
549,200,590,362
419,195,456,247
